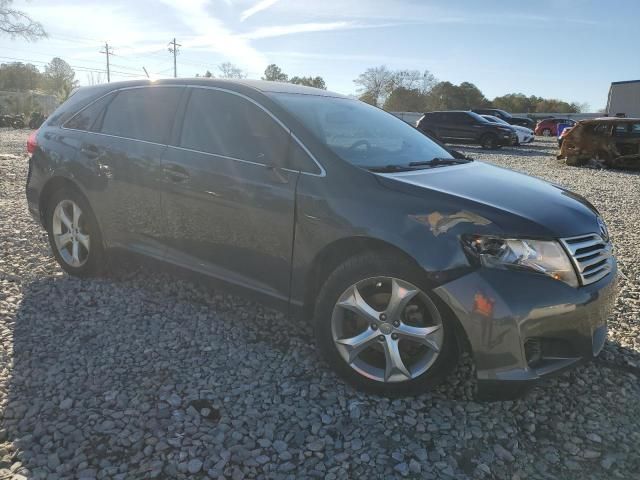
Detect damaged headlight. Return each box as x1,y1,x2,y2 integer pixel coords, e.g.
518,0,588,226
463,235,579,287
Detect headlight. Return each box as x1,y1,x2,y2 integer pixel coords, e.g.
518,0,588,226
463,235,579,287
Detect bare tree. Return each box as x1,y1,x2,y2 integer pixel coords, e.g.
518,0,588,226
218,62,247,79
353,65,394,107
354,66,437,107
86,71,105,86
0,0,46,40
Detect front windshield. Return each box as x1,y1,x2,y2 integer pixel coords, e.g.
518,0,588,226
497,109,513,119
270,93,453,168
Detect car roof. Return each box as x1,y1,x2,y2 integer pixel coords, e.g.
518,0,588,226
428,110,473,114
579,117,640,124
71,78,348,99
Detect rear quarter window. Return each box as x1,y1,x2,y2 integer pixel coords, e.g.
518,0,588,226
63,93,115,131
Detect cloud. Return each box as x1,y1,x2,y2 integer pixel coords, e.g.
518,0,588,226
240,0,280,22
241,21,355,40
157,0,267,72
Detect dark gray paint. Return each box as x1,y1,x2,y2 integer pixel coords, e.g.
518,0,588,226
26,79,618,396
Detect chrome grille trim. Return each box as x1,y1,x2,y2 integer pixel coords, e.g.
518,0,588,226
560,233,613,286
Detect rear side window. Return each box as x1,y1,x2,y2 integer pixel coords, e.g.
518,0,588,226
179,89,289,165
97,87,183,144
64,93,115,131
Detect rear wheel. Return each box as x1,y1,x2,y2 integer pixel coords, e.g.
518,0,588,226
314,252,458,396
46,188,105,277
480,134,498,149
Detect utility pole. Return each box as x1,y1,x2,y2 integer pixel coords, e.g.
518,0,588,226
168,38,181,78
100,42,114,82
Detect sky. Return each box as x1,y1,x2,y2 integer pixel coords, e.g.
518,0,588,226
3,0,639,110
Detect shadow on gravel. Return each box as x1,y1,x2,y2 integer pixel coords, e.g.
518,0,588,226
3,262,640,479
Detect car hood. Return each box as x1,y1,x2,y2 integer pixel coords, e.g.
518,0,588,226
375,161,601,238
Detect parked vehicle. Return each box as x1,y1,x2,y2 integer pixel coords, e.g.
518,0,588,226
607,80,640,117
472,108,535,129
416,111,518,149
27,79,617,398
29,111,46,129
558,125,573,147
557,117,640,169
0,114,25,129
481,114,534,145
535,118,577,136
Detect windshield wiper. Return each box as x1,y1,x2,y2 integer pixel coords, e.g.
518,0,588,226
409,157,472,167
366,164,418,173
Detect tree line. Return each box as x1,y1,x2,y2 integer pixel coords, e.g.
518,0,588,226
0,57,78,100
354,65,586,113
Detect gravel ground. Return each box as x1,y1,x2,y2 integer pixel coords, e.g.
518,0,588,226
1,130,639,480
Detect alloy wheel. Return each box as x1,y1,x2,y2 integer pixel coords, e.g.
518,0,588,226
52,199,90,267
331,277,444,383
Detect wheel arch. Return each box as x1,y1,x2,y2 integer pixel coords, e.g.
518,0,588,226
38,176,92,228
301,235,470,354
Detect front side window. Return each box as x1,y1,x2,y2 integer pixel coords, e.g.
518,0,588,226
97,87,183,144
270,93,453,168
179,89,289,165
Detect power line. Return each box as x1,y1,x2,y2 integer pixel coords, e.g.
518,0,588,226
100,42,114,83
168,38,181,78
0,55,142,78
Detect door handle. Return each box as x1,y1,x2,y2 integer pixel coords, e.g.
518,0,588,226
163,164,190,182
80,144,100,159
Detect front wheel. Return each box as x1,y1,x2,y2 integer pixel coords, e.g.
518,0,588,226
314,252,458,396
46,188,105,277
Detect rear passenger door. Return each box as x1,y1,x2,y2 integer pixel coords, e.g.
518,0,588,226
159,87,302,304
73,86,184,253
442,113,475,141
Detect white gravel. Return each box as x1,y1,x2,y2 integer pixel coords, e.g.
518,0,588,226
1,130,639,479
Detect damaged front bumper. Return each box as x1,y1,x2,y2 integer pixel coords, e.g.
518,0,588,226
434,262,618,399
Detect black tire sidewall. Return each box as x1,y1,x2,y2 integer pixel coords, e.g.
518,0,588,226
480,134,497,149
313,252,459,397
45,188,105,277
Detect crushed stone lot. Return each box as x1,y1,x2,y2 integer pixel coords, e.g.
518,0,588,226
1,129,639,480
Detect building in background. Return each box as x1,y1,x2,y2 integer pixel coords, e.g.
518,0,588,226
607,80,640,117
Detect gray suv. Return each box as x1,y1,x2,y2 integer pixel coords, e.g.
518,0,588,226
26,79,617,398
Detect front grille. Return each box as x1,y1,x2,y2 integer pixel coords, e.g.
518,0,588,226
560,233,613,286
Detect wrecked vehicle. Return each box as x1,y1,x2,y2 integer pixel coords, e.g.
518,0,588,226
558,117,640,169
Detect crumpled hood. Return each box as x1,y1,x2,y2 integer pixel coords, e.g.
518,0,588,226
376,161,601,238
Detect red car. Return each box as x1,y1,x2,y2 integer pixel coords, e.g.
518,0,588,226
534,118,577,136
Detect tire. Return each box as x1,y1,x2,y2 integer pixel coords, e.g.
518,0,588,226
565,156,586,167
313,251,459,396
45,187,105,277
480,134,498,150
542,128,552,136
